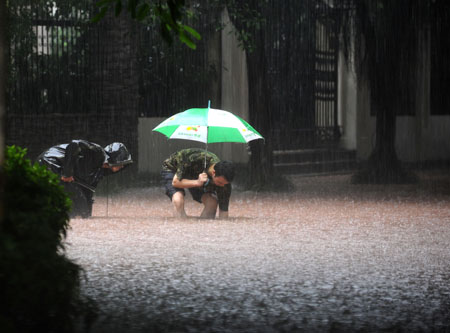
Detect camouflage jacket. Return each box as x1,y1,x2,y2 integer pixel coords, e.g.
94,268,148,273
162,148,232,211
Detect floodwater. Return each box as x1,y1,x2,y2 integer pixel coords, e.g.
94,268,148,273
66,171,450,332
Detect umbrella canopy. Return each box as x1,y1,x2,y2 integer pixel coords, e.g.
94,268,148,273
152,104,264,144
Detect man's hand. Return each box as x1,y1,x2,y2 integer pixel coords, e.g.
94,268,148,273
172,174,207,188
198,172,208,186
61,176,74,182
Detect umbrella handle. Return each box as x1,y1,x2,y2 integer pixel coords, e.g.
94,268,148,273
204,142,208,171
205,100,210,171
204,99,211,171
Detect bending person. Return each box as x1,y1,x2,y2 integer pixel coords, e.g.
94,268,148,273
37,140,132,218
161,148,235,219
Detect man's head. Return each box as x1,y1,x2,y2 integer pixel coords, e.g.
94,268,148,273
104,142,133,169
211,160,235,186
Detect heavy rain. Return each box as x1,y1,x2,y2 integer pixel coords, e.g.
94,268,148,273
1,1,450,332
66,172,450,332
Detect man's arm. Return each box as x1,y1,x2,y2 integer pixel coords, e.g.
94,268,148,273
61,141,81,181
172,173,208,189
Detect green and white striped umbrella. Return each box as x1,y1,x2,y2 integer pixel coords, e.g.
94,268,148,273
152,103,264,144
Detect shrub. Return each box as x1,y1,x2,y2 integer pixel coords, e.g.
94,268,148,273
0,145,96,333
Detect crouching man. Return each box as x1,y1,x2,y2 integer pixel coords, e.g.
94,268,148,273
161,148,235,219
37,140,133,218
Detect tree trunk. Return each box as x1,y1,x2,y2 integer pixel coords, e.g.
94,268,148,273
225,2,274,189
246,27,274,188
358,104,407,183
352,30,415,184
90,12,139,116
0,0,6,226
89,8,140,170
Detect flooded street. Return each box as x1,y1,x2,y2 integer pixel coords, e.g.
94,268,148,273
66,171,450,332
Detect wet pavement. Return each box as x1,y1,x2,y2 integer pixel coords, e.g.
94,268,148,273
66,171,450,332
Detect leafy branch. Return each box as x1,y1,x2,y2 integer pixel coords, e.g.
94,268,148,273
92,0,201,49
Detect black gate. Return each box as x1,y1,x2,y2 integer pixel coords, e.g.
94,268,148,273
7,1,340,159
265,0,339,150
6,1,218,161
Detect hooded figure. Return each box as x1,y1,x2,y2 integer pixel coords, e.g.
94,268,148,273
37,139,132,218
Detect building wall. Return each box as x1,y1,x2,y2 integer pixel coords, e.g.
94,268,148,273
338,30,450,163
395,33,450,163
219,7,250,165
351,113,450,163
396,116,450,161
337,48,357,151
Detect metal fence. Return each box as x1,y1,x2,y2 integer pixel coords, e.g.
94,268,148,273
264,0,339,150
8,1,94,115
7,1,340,158
136,2,222,117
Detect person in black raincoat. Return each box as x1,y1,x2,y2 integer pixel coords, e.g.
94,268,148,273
37,139,133,218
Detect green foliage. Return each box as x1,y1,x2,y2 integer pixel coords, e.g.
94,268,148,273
94,0,267,52
135,1,221,117
3,145,71,247
219,0,269,53
7,0,93,114
92,0,201,49
8,0,91,55
0,146,96,333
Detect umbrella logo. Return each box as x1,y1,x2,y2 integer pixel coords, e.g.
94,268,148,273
186,126,199,132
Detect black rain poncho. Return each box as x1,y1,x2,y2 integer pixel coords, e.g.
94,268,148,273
37,139,132,217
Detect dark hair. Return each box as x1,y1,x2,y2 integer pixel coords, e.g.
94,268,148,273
214,160,235,182
104,142,133,166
